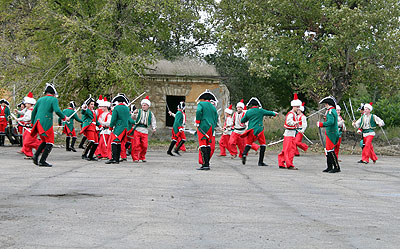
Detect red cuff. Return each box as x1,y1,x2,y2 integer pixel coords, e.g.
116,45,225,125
318,122,323,128
195,120,201,124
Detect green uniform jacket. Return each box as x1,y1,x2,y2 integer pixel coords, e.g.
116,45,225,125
31,95,65,133
241,107,277,136
58,108,83,132
173,110,185,134
195,101,218,137
81,108,99,133
110,104,134,138
321,107,339,144
0,106,11,122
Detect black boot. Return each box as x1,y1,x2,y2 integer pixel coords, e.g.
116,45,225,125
242,145,251,165
329,152,341,173
174,140,185,156
116,144,121,163
197,147,210,170
38,144,53,167
70,137,77,152
33,142,46,165
323,152,333,172
86,143,99,161
167,141,177,156
66,137,71,151
125,141,131,156
258,145,268,166
78,136,87,149
106,144,119,164
82,141,93,160
0,135,4,146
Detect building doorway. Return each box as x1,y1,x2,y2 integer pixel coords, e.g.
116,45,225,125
166,95,186,127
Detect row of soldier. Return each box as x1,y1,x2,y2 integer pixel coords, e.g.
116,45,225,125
0,84,385,172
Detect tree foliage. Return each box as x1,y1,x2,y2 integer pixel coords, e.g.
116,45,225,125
215,0,400,102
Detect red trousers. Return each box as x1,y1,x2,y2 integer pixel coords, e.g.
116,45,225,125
278,136,296,168
0,122,6,133
96,134,110,158
132,131,148,161
229,132,259,157
199,135,215,164
294,133,308,156
219,134,233,156
334,137,342,158
362,135,378,163
21,130,41,157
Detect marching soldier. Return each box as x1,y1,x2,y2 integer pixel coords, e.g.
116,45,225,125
241,97,278,166
80,96,100,161
31,83,70,167
59,101,83,152
278,94,302,169
195,90,219,170
0,99,11,146
106,93,134,164
353,102,384,164
317,96,340,173
167,101,186,156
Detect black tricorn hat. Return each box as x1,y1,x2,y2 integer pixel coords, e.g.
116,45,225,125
0,99,10,105
247,97,262,108
44,83,58,97
112,93,129,104
196,89,218,103
319,96,337,107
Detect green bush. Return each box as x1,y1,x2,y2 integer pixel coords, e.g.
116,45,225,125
373,94,400,127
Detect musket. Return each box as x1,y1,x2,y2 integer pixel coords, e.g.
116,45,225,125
349,98,356,121
342,101,353,122
306,107,326,119
128,91,147,106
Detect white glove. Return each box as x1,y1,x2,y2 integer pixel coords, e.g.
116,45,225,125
81,104,87,110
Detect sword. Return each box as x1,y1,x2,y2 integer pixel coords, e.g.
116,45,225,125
128,91,147,106
306,107,326,119
349,98,356,121
302,133,314,144
267,138,284,146
342,101,353,121
197,127,210,139
102,133,108,148
380,126,391,146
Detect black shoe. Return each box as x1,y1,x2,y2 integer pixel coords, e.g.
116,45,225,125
33,155,39,165
197,165,210,170
357,160,368,164
242,156,246,165
328,168,339,173
105,159,119,164
258,162,268,166
86,157,98,161
120,158,127,162
173,150,182,156
66,147,72,151
38,162,52,167
294,154,300,157
167,151,175,156
287,166,298,170
322,168,332,173
70,147,77,152
82,155,88,160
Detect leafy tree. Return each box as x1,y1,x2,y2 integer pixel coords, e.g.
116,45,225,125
214,0,400,102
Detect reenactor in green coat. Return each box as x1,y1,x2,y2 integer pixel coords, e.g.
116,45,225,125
106,93,134,164
80,96,100,161
195,90,219,170
58,101,83,152
0,99,11,146
31,84,70,167
317,96,341,173
167,101,186,156
240,97,278,166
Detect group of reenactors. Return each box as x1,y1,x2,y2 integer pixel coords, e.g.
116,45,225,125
0,84,386,173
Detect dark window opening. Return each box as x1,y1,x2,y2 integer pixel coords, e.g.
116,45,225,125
166,95,186,127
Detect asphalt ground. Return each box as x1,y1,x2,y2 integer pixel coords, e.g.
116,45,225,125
0,146,399,249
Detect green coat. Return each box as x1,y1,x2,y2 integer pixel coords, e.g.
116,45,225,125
110,104,134,138
173,110,185,133
81,108,99,132
321,107,339,144
195,101,218,137
58,108,83,131
241,107,277,136
31,95,65,133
